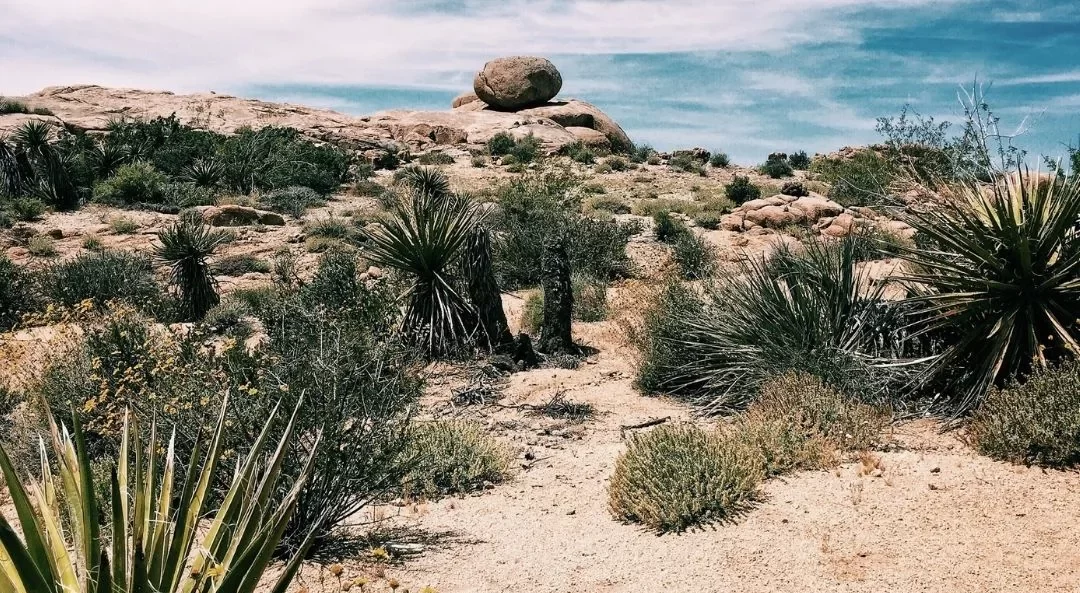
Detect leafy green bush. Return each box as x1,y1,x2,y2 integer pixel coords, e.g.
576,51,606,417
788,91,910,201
404,420,512,498
636,238,915,412
789,150,811,170
810,150,895,207
629,143,656,164
0,99,29,114
0,254,38,330
418,151,455,165
487,132,517,157
724,175,762,204
91,162,167,205
969,361,1080,467
608,423,763,533
488,132,541,164
471,155,488,168
39,250,162,309
259,185,326,218
492,172,638,289
220,126,351,194
709,152,730,168
584,195,629,215
900,169,1080,409
4,197,46,221
161,181,216,207
760,152,794,178
602,156,630,172
561,141,597,165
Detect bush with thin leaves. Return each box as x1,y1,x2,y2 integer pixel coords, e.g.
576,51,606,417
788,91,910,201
39,250,163,311
0,397,318,593
403,420,512,499
363,167,483,356
156,211,228,321
0,254,38,330
968,361,1080,467
724,175,761,205
92,162,167,206
608,423,763,533
899,168,1080,410
637,238,917,413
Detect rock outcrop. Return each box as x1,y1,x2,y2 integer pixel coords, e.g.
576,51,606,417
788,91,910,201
473,56,563,110
720,192,915,239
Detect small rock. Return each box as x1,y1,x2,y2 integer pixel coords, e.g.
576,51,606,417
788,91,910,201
46,228,64,239
930,467,941,473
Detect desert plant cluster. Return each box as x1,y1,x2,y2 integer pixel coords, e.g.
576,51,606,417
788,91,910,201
2,85,1080,592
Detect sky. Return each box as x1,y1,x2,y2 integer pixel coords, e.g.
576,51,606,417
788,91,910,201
2,0,1079,164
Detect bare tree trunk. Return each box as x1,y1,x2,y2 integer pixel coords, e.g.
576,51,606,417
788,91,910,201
463,226,513,352
538,236,577,355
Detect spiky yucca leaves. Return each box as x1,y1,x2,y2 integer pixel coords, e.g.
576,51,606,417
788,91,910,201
642,238,913,413
155,210,227,321
182,158,224,188
364,167,484,357
899,168,1080,411
85,141,129,179
0,398,319,593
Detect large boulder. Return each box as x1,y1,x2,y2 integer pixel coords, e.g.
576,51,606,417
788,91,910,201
516,100,632,152
473,56,563,110
451,92,482,109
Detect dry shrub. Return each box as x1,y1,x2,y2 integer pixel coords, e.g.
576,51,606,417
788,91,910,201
403,420,513,499
968,361,1080,467
608,423,764,533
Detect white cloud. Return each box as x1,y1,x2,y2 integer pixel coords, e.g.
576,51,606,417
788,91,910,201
0,0,962,94
998,70,1080,86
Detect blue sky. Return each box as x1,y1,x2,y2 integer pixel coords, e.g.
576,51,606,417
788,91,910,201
2,0,1079,164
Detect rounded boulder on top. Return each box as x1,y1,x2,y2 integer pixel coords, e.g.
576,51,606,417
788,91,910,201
473,56,563,110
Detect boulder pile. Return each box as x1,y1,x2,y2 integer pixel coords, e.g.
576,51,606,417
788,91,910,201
720,192,914,238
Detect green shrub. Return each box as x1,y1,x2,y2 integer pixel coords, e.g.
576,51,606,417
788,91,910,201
608,423,763,533
201,296,255,338
487,132,517,157
594,161,612,174
404,420,513,498
471,155,488,168
27,235,57,257
653,211,684,244
211,253,270,276
155,211,227,321
521,291,544,334
760,152,794,178
672,231,716,280
92,162,166,205
108,215,139,234
0,99,29,114
724,175,761,205
969,361,1080,467
354,161,375,180
560,141,597,165
161,181,216,207
305,216,356,241
670,154,705,175
630,143,656,164
82,234,103,251
647,155,662,166
789,150,811,170
40,250,162,310
7,197,46,221
259,185,326,218
352,179,386,199
901,169,1080,409
0,254,38,330
636,239,916,412
693,211,724,230
418,151,455,165
602,156,630,172
585,195,629,215
218,125,350,194
810,150,895,207
492,172,638,289
709,152,730,168
779,180,809,197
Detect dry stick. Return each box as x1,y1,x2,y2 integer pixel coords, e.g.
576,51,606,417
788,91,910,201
619,416,670,436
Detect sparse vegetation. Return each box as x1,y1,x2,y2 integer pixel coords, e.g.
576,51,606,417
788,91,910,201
724,175,762,204
672,231,716,280
404,420,513,499
488,132,541,164
27,234,58,257
211,253,270,275
0,254,37,330
419,151,456,165
259,185,327,218
108,215,139,234
39,250,162,310
789,150,811,170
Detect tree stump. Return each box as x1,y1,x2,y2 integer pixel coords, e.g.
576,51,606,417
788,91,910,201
538,236,577,355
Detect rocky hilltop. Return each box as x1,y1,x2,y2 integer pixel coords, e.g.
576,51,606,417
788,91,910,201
5,57,630,162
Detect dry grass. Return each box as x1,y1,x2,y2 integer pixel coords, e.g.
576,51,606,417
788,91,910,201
404,420,514,499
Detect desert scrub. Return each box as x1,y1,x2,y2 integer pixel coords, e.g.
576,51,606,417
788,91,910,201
108,215,139,234
724,175,762,205
741,372,889,475
608,423,763,533
693,211,724,230
809,150,895,207
92,162,167,206
0,254,39,330
404,420,513,498
488,132,541,163
521,274,609,333
259,185,326,218
584,195,630,215
968,362,1080,467
39,249,162,309
759,152,794,178
27,235,58,257
789,150,811,170
672,231,716,279
709,152,730,168
417,151,455,165
211,253,270,276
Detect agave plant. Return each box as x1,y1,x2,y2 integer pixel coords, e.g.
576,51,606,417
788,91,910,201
364,167,484,356
156,210,228,321
0,397,319,593
898,167,1080,410
181,158,225,188
643,238,915,413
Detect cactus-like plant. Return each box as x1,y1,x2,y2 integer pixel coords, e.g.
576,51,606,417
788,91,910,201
155,210,227,321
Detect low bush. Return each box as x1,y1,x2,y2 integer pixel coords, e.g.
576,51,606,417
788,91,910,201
91,162,167,205
630,143,656,164
418,151,455,165
352,179,387,199
670,154,705,175
693,211,724,230
672,231,716,280
780,180,809,197
108,215,139,234
601,156,630,172
0,255,38,330
653,211,683,243
489,132,541,163
27,235,58,257
305,216,357,241
487,132,517,157
5,197,46,221
40,249,162,309
809,150,895,207
404,420,513,499
969,361,1080,467
0,99,29,114
259,185,326,218
212,253,270,276
760,152,794,178
560,141,597,165
789,150,811,170
608,423,763,533
724,175,762,205
709,152,730,168
584,195,629,215
471,155,488,168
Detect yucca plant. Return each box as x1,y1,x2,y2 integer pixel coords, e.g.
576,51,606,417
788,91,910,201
364,167,484,357
898,167,1080,410
0,397,319,593
86,141,129,180
156,210,228,321
640,238,915,413
181,158,225,188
